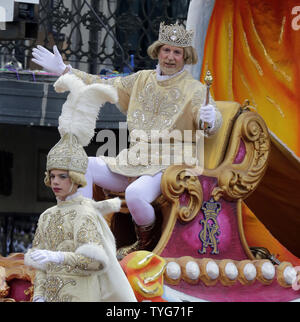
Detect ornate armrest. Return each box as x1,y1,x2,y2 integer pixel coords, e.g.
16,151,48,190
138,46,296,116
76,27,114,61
207,107,270,201
161,105,270,204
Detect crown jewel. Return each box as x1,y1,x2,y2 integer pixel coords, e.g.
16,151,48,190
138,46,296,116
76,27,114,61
158,22,194,47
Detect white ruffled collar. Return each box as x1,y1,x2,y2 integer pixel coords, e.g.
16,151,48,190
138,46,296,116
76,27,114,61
155,64,186,82
56,191,83,204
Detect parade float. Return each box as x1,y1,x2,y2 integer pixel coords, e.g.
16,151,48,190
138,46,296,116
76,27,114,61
1,94,298,302
0,0,300,302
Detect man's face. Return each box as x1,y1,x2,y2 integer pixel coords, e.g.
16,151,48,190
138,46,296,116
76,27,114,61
158,44,185,76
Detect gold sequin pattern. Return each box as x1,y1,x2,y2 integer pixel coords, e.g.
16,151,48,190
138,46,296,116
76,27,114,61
45,276,76,302
44,209,77,251
76,217,102,245
32,227,42,248
76,254,103,271
128,82,183,134
120,72,139,90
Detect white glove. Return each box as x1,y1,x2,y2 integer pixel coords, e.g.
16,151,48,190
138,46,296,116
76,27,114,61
30,249,64,265
33,295,45,302
199,104,216,128
32,45,67,75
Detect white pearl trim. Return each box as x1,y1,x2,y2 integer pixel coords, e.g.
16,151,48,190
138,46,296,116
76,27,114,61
166,261,181,280
163,257,297,288
225,262,238,280
206,261,219,280
243,263,257,281
283,266,297,285
261,262,275,280
185,261,200,280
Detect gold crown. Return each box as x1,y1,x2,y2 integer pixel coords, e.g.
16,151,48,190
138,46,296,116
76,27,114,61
46,133,88,174
158,22,194,47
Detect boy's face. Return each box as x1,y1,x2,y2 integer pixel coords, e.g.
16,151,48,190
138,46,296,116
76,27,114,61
49,169,77,200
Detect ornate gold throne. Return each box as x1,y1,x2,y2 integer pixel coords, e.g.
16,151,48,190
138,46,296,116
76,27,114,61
100,101,300,302
97,100,270,260
155,100,269,259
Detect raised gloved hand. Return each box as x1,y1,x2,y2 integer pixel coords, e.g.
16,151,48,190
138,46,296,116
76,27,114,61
32,45,67,75
199,104,216,129
30,249,64,265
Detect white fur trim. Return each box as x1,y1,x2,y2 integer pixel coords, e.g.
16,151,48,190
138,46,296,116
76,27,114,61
54,73,85,94
94,198,121,216
75,244,109,270
79,83,118,105
24,250,46,271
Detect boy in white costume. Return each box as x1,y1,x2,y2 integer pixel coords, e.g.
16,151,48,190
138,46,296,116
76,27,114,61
25,74,137,302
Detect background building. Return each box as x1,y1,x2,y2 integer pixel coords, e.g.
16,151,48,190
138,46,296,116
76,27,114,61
0,0,191,255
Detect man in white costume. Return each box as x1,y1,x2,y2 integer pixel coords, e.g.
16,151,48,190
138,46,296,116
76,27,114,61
32,22,222,259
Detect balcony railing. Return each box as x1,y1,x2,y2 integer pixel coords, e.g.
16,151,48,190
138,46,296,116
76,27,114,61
0,0,190,74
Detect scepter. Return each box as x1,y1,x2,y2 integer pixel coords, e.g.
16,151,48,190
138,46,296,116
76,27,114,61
200,70,213,133
205,70,213,104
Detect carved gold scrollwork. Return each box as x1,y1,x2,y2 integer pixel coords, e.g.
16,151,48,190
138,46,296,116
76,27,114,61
210,111,270,201
161,165,203,223
153,166,203,255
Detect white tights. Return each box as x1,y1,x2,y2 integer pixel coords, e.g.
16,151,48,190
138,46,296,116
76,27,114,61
79,157,162,226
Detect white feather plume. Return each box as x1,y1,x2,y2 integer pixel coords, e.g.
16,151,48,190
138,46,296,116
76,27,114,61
53,73,118,147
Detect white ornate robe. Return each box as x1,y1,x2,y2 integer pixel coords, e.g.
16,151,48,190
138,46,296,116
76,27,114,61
72,68,222,176
25,194,137,302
